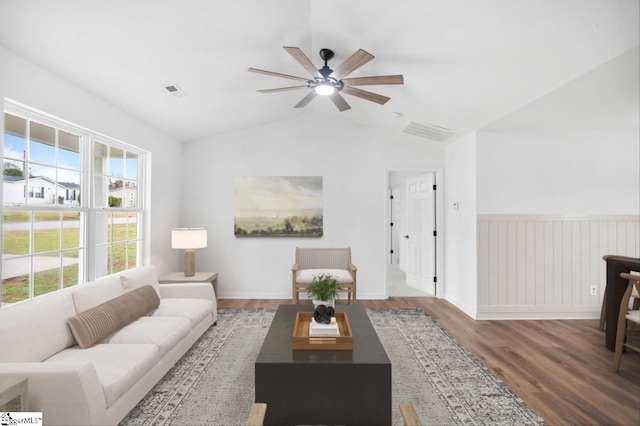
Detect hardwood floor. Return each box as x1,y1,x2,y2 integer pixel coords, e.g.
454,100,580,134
218,297,640,426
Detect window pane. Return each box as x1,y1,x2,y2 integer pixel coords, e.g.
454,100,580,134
59,170,81,207
112,213,126,243
3,114,27,205
59,130,80,170
28,167,57,205
126,212,139,240
128,242,138,269
2,212,30,255
109,146,124,178
33,211,60,253
2,257,30,304
62,212,81,249
2,175,27,205
33,253,60,296
62,248,80,288
125,151,138,180
109,179,123,208
112,242,127,273
29,121,56,165
4,113,27,160
122,181,137,208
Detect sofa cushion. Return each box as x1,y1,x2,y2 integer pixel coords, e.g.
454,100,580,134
67,285,160,349
295,269,353,284
102,316,191,357
0,290,77,362
117,265,161,296
45,343,159,408
151,298,214,326
71,274,124,313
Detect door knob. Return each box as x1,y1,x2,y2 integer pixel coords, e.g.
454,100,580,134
404,235,409,239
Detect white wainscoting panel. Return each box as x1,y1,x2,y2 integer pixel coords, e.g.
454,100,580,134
477,215,639,319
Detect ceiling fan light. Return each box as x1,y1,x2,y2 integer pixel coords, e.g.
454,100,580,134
315,83,335,96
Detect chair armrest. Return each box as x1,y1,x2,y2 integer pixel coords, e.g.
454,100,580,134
0,362,106,425
291,263,299,272
349,263,358,272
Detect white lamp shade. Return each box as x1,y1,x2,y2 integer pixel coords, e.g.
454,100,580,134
171,228,207,249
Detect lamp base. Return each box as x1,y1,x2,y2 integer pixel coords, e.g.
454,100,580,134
183,249,196,277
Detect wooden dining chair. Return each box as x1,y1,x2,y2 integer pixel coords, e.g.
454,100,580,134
246,403,267,426
599,255,640,330
613,272,640,371
399,403,423,426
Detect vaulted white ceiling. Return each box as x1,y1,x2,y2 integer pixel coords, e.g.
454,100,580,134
0,0,638,142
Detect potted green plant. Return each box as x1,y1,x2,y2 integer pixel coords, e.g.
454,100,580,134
307,273,341,307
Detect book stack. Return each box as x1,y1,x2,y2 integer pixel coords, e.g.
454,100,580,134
309,316,340,336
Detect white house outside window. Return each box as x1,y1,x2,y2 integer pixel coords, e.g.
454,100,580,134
1,101,147,306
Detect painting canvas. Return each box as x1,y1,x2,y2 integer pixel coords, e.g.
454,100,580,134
234,176,323,237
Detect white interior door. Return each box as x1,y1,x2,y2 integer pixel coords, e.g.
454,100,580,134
404,173,436,294
390,186,400,265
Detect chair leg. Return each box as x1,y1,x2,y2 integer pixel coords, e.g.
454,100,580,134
599,291,607,331
614,318,626,371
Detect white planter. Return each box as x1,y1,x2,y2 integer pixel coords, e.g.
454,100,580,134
312,298,335,309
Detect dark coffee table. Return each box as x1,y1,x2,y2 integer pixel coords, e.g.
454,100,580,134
255,304,392,425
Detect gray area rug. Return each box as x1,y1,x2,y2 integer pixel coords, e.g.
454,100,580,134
121,308,545,425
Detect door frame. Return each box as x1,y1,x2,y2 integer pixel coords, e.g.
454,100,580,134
384,168,444,299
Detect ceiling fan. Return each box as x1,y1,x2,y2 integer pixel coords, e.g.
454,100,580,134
248,46,404,112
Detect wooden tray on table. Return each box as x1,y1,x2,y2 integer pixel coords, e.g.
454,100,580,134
292,311,353,350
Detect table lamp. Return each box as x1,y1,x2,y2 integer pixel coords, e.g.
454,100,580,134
171,228,207,277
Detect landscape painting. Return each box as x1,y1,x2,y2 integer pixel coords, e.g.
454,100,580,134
234,176,323,237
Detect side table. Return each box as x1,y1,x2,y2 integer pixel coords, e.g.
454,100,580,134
0,377,28,411
159,272,218,302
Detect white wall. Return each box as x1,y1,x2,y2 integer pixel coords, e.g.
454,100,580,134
443,132,478,318
0,46,184,276
477,47,640,215
477,130,639,215
181,113,445,299
471,47,639,319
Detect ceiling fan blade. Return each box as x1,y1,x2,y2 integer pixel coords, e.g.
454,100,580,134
294,91,318,108
283,46,321,78
330,49,374,80
257,85,309,93
329,93,351,112
342,75,404,86
341,86,390,105
248,67,310,83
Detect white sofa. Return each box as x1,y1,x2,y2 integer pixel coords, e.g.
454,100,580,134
0,265,217,425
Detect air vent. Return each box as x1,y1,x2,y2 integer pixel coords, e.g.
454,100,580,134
164,83,187,98
403,121,456,142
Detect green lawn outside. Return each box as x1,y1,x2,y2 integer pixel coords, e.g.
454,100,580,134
3,211,80,223
2,223,137,303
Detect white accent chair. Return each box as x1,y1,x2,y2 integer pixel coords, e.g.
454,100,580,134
291,247,357,304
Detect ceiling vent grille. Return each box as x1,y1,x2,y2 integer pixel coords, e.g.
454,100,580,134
403,121,456,142
164,83,187,98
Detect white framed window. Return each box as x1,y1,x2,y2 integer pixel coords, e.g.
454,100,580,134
1,100,147,306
